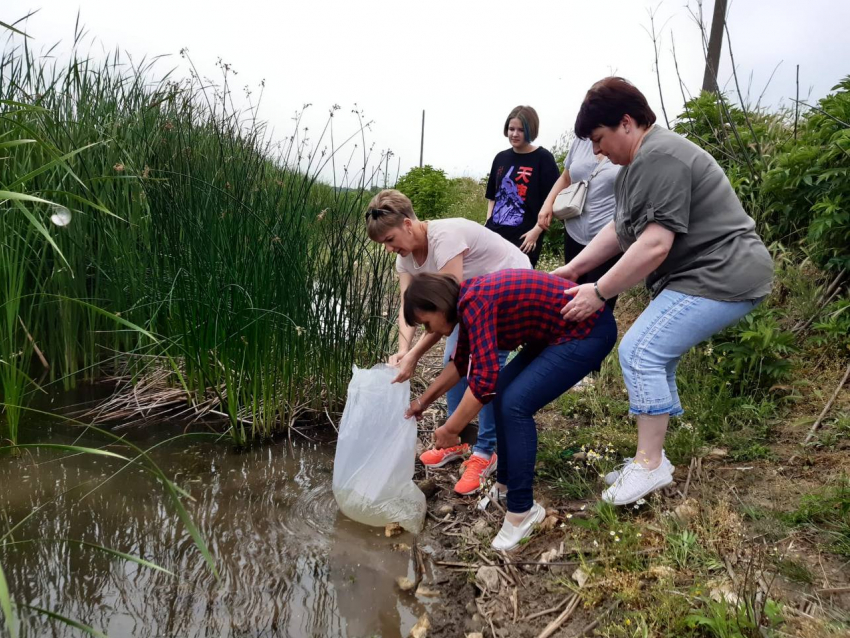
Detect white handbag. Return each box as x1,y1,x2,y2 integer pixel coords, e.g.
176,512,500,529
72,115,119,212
552,158,608,221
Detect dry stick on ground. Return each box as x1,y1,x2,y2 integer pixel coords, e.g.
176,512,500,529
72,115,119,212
724,554,741,590
505,560,525,588
476,549,496,567
536,593,580,638
682,457,696,501
816,586,850,595
579,600,621,636
802,362,850,446
499,547,663,568
476,598,497,638
525,595,572,622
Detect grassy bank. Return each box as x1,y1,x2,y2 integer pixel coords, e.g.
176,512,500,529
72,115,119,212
1,39,396,444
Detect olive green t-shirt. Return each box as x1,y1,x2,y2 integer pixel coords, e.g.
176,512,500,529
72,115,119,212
614,126,773,301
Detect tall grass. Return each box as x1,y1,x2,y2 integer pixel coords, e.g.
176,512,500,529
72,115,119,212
0,33,396,443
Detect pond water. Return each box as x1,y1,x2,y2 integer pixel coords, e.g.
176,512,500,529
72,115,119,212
0,423,431,637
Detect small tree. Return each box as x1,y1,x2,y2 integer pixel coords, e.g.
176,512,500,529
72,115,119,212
551,130,574,173
395,165,450,219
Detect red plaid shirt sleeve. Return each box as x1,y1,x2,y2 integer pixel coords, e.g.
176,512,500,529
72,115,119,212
452,297,500,404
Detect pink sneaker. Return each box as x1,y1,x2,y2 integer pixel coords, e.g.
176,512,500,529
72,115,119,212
455,453,497,495
419,443,470,467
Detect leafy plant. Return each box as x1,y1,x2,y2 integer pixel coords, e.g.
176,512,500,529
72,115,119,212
809,297,850,355
686,595,783,638
760,77,850,272
395,165,450,220
667,530,700,570
712,309,797,393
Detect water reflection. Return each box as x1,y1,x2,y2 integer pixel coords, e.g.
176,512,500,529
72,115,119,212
0,426,428,637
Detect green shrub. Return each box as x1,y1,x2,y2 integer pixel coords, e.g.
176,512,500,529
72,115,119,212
395,165,449,219
809,297,850,355
675,78,850,275
550,131,573,173
762,77,850,272
445,177,486,223
712,308,797,393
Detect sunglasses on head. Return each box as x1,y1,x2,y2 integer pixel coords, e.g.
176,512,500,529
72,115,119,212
365,208,391,220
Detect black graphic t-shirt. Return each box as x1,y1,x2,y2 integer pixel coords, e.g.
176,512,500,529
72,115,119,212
485,147,560,266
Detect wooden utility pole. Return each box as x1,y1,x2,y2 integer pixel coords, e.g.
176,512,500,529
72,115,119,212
701,0,728,93
419,110,425,168
384,152,390,188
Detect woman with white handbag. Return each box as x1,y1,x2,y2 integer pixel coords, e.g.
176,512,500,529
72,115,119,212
537,137,621,308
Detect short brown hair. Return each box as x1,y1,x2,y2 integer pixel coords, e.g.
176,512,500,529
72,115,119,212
503,105,540,143
365,189,418,241
574,77,656,139
403,273,459,327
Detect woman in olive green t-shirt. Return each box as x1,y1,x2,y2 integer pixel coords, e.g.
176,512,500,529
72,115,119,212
553,77,773,506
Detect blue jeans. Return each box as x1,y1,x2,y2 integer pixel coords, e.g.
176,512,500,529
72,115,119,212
494,309,617,513
619,290,765,416
444,325,508,456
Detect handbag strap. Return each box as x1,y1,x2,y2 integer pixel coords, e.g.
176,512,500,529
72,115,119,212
587,157,609,183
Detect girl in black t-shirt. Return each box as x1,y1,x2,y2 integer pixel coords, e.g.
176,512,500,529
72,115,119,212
485,105,560,267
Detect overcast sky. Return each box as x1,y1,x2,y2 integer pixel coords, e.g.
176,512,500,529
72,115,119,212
5,0,850,184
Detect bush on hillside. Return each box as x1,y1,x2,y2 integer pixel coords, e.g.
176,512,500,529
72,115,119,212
395,165,450,219
676,79,850,274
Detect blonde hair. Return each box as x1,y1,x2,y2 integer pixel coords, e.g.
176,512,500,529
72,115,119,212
365,189,418,241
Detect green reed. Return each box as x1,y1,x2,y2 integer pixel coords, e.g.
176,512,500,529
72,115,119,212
0,36,396,444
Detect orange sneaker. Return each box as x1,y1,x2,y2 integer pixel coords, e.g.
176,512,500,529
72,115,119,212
420,443,470,467
454,453,497,495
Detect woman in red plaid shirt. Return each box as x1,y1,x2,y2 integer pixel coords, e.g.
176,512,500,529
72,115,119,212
404,270,616,551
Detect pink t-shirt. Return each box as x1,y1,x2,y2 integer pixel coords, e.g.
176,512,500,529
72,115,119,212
396,218,531,280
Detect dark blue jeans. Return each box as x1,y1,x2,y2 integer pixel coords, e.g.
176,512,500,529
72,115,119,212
494,309,617,513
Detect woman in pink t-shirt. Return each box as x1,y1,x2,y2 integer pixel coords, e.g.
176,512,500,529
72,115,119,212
365,189,530,496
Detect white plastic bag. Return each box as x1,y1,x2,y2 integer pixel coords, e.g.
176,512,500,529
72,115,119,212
333,364,426,533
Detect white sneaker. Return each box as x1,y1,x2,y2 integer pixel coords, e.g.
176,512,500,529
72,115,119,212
604,451,675,486
491,502,545,551
477,483,507,511
601,462,673,506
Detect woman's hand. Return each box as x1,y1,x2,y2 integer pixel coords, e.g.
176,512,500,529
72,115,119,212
550,263,579,281
387,350,407,367
404,397,426,420
519,225,543,254
391,350,419,384
433,423,461,449
537,205,553,231
560,283,604,322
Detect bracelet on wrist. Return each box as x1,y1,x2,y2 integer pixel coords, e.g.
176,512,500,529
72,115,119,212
593,281,607,302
